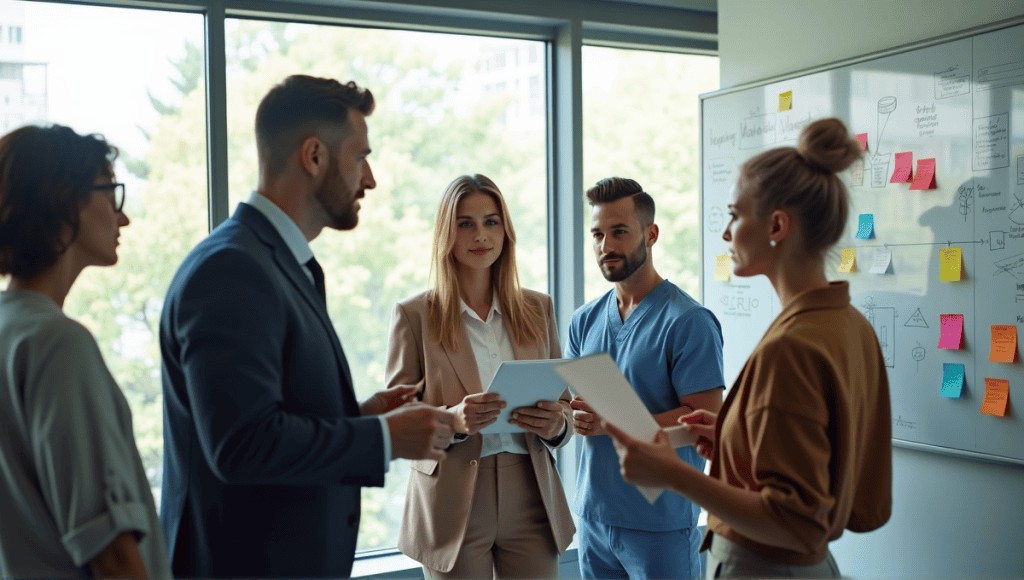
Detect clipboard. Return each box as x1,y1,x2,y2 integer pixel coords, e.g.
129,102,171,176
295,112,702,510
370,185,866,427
479,359,568,435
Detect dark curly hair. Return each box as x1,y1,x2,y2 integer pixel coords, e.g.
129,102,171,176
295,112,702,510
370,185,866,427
0,124,118,278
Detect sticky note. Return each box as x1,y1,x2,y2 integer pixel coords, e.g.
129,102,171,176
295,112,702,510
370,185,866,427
838,248,857,273
910,158,937,190
939,247,963,281
714,254,732,282
989,325,1019,363
855,214,875,239
980,378,1010,417
941,363,965,398
938,314,964,349
850,159,865,187
779,90,792,112
890,152,913,183
869,248,892,274
855,133,868,151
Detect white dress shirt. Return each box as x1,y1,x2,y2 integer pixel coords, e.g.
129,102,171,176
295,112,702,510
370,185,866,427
244,191,391,470
460,294,531,457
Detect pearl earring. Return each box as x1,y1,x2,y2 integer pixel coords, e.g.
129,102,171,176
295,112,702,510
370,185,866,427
769,239,777,247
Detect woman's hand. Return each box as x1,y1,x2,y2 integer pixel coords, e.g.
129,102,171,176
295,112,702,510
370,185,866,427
451,392,506,435
570,395,607,437
679,409,718,460
604,421,684,490
510,400,567,441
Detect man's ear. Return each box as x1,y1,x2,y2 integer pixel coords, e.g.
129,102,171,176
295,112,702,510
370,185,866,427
297,135,328,178
647,223,659,247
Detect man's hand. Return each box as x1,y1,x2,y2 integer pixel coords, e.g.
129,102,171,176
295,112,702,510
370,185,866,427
679,409,718,460
360,385,418,416
570,395,606,437
604,421,683,490
510,400,566,441
451,392,506,435
385,404,455,462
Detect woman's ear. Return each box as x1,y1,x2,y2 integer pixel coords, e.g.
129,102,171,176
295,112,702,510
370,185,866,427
770,209,792,244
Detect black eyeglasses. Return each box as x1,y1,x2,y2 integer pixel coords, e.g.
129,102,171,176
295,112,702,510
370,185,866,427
93,182,126,212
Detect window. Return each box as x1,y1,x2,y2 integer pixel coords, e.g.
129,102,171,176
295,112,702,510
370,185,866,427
11,0,208,507
223,20,548,552
582,47,719,302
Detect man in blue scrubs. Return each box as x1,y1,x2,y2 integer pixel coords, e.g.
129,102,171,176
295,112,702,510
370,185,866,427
568,177,725,580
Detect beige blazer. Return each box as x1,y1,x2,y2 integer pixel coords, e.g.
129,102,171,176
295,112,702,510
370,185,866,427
385,289,576,573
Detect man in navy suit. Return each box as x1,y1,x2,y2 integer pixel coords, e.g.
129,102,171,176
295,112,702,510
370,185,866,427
159,75,455,578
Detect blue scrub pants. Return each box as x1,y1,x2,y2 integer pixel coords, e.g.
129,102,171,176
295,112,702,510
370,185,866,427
578,516,701,580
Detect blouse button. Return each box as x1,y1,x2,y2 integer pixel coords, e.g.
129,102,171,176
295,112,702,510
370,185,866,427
470,460,478,467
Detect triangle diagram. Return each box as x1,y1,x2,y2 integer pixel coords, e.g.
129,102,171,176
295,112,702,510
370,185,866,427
905,308,929,328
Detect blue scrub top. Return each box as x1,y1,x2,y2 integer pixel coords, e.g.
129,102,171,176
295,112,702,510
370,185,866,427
567,279,725,531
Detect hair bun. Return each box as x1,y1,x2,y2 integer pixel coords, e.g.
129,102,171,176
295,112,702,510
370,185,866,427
797,117,862,175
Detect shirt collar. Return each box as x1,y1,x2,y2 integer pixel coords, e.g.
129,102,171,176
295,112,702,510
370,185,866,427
459,291,502,322
775,281,851,325
244,191,315,266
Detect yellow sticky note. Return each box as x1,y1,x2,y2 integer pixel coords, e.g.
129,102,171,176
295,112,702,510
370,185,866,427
939,247,962,281
838,248,857,273
779,90,793,112
714,254,732,282
980,378,1010,417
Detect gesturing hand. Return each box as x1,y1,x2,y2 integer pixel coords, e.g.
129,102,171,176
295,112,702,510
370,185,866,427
604,421,682,490
360,385,418,416
679,409,718,460
385,404,456,462
510,400,567,441
451,392,506,435
570,395,606,437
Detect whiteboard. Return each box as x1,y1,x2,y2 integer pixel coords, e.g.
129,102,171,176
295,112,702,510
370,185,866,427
700,20,1024,465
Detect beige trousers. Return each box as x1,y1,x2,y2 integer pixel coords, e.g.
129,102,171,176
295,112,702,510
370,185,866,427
706,534,840,579
422,453,559,580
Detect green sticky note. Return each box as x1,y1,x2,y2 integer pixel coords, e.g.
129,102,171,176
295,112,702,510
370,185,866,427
941,363,964,398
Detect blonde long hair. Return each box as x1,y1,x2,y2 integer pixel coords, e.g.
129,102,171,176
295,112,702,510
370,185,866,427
427,174,544,352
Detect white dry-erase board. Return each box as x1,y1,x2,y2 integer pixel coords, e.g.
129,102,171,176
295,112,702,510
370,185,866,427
700,18,1024,466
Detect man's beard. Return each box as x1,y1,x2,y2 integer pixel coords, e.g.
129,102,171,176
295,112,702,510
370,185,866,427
314,158,359,231
600,237,647,282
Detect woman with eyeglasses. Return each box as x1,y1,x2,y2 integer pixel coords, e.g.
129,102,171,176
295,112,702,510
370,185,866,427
0,124,171,578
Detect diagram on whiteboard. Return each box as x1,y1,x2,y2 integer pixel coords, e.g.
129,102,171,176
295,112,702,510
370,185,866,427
904,308,929,328
1010,191,1024,225
870,96,897,188
862,297,897,368
911,342,926,373
957,184,974,222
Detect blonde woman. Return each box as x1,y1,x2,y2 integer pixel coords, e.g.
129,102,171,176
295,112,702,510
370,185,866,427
386,174,575,579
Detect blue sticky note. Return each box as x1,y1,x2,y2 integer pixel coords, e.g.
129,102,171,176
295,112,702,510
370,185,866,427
856,214,875,239
941,363,965,398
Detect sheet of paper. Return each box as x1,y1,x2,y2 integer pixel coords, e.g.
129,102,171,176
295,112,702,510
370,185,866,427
938,314,964,350
855,214,875,239
553,353,665,503
941,363,965,398
850,159,865,186
890,151,913,183
939,247,962,281
778,90,792,111
838,248,857,273
980,378,1010,417
869,248,892,274
989,325,1019,363
480,360,568,435
714,254,732,281
855,133,868,151
910,158,937,190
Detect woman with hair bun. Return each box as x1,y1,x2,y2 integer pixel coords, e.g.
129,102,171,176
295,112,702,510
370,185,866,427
603,118,892,579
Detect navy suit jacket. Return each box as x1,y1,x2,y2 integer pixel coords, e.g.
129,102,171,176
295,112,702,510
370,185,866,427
159,203,385,578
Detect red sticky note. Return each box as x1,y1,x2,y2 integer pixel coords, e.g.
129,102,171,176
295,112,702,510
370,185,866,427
855,133,868,151
891,152,913,183
910,158,937,190
938,314,964,349
980,378,1010,417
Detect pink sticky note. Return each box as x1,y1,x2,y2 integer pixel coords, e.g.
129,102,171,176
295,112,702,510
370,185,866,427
938,314,965,349
855,133,868,151
910,158,937,190
891,152,913,183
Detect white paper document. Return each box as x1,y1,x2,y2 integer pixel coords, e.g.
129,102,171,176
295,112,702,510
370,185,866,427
869,248,892,274
553,352,668,503
480,360,569,435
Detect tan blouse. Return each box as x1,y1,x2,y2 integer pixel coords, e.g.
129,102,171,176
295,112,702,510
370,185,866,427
703,281,892,565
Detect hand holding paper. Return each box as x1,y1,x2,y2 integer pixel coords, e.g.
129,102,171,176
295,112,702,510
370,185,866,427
679,409,719,460
604,422,683,492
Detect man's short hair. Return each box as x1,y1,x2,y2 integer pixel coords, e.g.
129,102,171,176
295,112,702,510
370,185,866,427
255,75,375,174
584,177,655,226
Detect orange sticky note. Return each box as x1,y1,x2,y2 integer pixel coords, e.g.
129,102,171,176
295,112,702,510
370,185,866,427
938,314,964,350
910,158,937,190
855,133,868,151
838,248,857,273
980,378,1010,416
939,247,962,281
890,152,913,183
714,254,732,282
989,325,1019,363
779,91,792,112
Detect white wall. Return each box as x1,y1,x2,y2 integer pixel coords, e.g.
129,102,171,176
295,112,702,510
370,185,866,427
717,1,1024,578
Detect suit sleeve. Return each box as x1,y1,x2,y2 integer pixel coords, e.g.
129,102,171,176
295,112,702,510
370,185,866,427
171,247,384,486
540,295,573,450
384,301,426,397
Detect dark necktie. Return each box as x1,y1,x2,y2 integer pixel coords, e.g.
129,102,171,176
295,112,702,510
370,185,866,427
305,257,327,305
